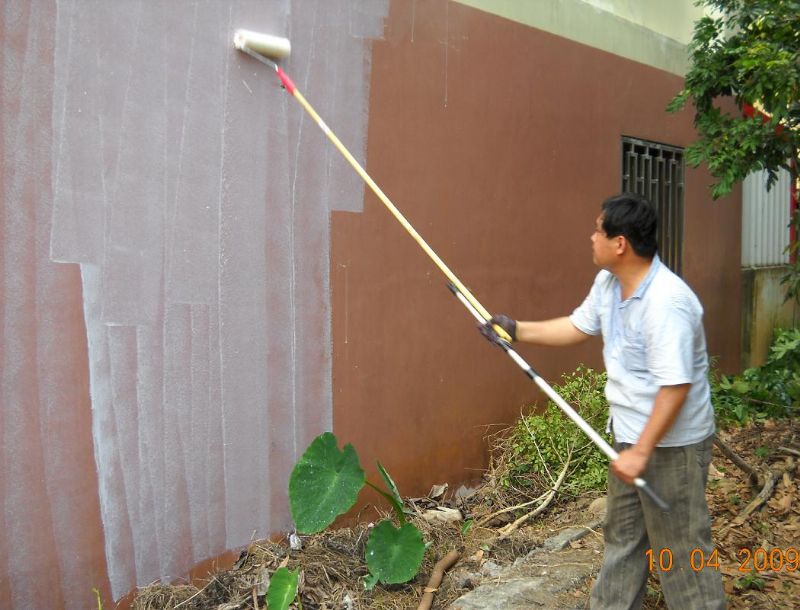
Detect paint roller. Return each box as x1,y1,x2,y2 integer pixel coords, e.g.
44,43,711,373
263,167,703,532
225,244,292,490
232,30,670,511
233,30,291,59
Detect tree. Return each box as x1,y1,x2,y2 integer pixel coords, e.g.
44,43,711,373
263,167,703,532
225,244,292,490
667,0,800,301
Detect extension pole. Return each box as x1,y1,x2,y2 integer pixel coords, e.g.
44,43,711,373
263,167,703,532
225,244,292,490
447,283,670,512
235,42,512,343
235,36,666,509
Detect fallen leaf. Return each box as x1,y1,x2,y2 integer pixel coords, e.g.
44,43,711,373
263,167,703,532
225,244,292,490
422,506,463,523
429,483,448,500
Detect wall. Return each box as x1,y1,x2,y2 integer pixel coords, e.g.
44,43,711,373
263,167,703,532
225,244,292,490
742,267,800,368
454,0,707,74
741,168,796,368
2,0,386,606
1,1,740,607
331,0,741,509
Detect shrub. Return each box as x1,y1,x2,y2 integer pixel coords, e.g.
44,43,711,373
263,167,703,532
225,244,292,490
504,366,609,495
712,328,800,425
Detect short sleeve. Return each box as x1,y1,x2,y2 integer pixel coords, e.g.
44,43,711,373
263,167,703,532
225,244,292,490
569,272,606,336
645,293,697,385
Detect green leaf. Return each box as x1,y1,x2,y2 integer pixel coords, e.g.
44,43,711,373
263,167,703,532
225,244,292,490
376,462,406,524
365,521,426,585
289,432,365,534
365,480,406,525
377,462,403,508
266,567,299,610
732,379,751,394
362,572,380,591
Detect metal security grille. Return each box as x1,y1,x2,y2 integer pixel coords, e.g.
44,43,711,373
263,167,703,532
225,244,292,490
621,137,685,275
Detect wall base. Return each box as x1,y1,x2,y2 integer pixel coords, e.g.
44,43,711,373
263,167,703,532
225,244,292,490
741,266,800,369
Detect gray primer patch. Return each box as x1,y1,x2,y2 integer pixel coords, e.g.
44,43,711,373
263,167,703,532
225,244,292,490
49,0,387,599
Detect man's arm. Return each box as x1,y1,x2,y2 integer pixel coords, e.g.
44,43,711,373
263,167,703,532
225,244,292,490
516,316,592,346
611,383,691,484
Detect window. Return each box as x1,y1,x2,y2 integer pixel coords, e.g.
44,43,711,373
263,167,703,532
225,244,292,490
621,137,685,275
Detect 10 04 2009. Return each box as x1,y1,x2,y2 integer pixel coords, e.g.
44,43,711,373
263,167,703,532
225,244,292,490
646,547,800,573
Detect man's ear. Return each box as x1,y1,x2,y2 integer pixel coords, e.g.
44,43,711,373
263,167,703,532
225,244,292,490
614,235,627,255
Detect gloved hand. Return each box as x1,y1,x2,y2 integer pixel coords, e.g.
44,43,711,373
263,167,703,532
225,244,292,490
479,314,517,344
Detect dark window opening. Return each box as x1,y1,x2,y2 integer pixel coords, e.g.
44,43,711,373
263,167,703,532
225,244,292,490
621,136,685,275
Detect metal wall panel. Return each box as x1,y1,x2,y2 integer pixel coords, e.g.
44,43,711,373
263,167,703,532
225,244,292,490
742,168,792,267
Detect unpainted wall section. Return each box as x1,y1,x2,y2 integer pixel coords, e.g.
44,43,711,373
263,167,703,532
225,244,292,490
331,0,741,501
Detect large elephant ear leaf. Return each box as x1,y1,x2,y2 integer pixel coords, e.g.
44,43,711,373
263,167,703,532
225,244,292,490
289,432,365,534
266,567,299,610
365,520,426,584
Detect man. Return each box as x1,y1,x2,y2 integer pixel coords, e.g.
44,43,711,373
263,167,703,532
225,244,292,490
483,193,726,609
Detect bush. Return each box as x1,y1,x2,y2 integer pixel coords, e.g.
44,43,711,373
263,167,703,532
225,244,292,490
503,366,609,495
712,327,800,425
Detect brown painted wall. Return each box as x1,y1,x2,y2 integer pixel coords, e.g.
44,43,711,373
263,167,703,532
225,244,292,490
332,0,741,498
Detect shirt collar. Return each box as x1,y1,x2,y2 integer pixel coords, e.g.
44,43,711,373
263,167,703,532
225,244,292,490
631,254,661,300
615,255,661,305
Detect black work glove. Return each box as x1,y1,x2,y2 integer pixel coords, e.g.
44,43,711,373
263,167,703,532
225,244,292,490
479,314,517,345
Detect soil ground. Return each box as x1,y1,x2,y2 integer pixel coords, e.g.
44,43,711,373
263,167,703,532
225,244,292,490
134,418,799,609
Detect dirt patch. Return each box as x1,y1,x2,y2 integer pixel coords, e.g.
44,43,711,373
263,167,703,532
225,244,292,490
134,418,800,609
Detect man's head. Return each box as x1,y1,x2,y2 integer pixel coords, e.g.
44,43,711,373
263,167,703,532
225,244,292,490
590,193,657,270
599,193,658,259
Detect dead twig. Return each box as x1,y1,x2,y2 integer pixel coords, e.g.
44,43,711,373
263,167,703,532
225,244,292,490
714,433,763,487
415,550,460,610
778,446,800,458
497,451,571,539
173,577,217,609
474,491,550,528
718,457,795,537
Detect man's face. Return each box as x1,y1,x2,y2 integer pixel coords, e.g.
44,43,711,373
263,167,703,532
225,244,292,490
591,214,619,269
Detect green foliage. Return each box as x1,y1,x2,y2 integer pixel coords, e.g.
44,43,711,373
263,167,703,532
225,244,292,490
668,0,799,195
289,432,365,534
266,567,299,610
711,327,800,424
505,366,610,495
734,570,766,592
288,433,427,589
364,521,427,588
370,461,407,524
668,0,800,300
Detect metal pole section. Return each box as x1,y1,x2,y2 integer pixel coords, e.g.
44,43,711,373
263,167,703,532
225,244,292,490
447,283,670,512
238,46,513,344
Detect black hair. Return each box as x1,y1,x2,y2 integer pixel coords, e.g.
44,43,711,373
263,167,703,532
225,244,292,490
601,193,658,258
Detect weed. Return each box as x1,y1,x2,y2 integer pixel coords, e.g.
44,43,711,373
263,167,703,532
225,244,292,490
712,328,800,425
734,570,765,592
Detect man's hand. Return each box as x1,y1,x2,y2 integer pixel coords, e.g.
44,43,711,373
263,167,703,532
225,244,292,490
479,314,517,345
611,446,651,485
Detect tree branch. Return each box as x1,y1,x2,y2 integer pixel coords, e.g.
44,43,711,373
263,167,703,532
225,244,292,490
713,433,763,487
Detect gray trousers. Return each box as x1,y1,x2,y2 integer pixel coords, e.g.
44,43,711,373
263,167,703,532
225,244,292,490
590,434,727,609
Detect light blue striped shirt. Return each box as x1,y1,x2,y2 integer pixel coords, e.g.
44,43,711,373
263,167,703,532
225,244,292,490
569,256,716,446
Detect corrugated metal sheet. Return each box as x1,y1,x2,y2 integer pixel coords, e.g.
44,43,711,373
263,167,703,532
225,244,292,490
742,168,792,267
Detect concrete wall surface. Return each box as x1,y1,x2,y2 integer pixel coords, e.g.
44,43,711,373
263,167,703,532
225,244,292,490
742,267,800,368
1,0,741,607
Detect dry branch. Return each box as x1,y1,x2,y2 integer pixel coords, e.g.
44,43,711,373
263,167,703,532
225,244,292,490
779,446,800,458
714,433,763,487
497,455,570,539
474,491,550,528
718,457,796,537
